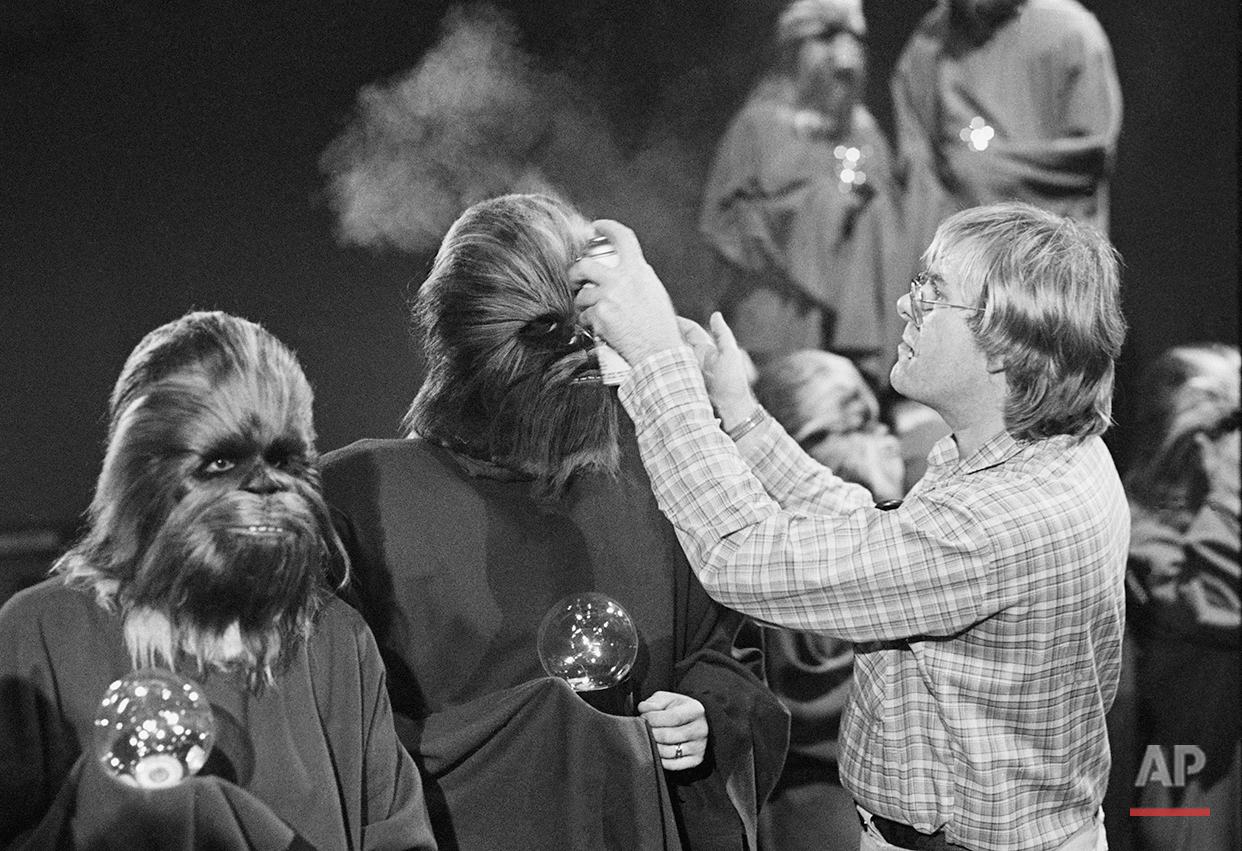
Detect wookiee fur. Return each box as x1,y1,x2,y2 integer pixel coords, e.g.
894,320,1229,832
55,311,346,690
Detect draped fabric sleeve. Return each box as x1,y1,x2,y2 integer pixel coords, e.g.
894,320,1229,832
699,99,785,275
0,587,309,851
332,608,439,851
400,678,684,851
666,565,791,851
321,436,789,851
890,0,1122,232
0,582,436,851
0,586,82,849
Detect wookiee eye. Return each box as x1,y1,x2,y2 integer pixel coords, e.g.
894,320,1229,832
202,457,237,475
265,443,303,470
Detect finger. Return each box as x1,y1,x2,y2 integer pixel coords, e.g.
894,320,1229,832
636,690,679,713
591,220,642,258
739,347,758,385
709,311,740,353
657,740,705,771
641,704,704,730
676,316,713,348
642,707,696,729
647,719,708,745
573,282,603,310
568,260,615,295
675,315,705,336
677,319,717,369
657,739,701,759
576,304,598,331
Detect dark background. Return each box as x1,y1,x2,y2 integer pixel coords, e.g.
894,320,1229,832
0,3,1236,847
1,0,1237,543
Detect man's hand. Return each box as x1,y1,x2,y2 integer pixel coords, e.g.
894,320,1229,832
678,313,761,432
571,220,683,367
637,690,708,771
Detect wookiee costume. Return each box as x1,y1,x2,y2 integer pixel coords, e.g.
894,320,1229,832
0,312,434,851
321,417,789,851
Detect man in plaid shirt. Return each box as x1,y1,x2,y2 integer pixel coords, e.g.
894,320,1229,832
573,202,1128,851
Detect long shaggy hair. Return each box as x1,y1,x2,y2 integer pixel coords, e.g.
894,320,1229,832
56,311,346,690
923,202,1127,442
1124,343,1240,512
405,193,622,498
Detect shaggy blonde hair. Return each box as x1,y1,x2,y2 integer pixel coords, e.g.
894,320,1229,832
924,202,1126,442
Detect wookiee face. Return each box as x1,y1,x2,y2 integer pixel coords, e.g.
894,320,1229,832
86,312,340,688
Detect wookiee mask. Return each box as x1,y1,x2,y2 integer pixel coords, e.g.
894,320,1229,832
57,311,345,690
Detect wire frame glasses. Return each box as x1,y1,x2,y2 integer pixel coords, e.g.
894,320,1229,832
908,271,985,328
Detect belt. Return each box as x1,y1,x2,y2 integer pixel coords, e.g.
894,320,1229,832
859,811,972,851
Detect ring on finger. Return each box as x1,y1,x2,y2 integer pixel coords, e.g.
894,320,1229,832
674,744,683,760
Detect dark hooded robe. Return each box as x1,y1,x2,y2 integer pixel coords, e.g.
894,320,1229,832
0,587,435,851
321,418,789,851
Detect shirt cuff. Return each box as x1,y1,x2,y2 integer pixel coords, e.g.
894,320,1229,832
618,345,706,425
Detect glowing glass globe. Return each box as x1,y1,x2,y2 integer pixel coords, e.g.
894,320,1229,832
537,592,639,692
93,668,216,789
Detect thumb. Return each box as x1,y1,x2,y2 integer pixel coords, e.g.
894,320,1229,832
709,311,739,355
677,316,713,349
637,690,678,713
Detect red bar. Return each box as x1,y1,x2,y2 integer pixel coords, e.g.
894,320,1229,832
1130,808,1210,817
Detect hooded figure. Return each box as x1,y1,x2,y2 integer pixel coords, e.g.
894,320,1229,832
891,0,1122,259
699,0,900,379
321,193,788,851
0,311,435,851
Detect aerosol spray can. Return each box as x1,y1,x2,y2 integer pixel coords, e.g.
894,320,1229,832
578,235,632,386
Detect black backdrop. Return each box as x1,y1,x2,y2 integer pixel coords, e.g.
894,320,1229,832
1,0,1237,542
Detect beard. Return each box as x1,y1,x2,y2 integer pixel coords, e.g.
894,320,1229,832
121,482,333,690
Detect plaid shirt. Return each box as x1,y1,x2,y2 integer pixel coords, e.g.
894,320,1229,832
619,348,1129,851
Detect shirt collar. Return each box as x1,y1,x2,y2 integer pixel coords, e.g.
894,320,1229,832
925,427,1025,477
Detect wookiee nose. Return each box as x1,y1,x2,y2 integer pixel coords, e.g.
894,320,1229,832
243,464,285,495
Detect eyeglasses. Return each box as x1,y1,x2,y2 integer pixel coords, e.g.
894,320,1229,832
908,270,984,328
